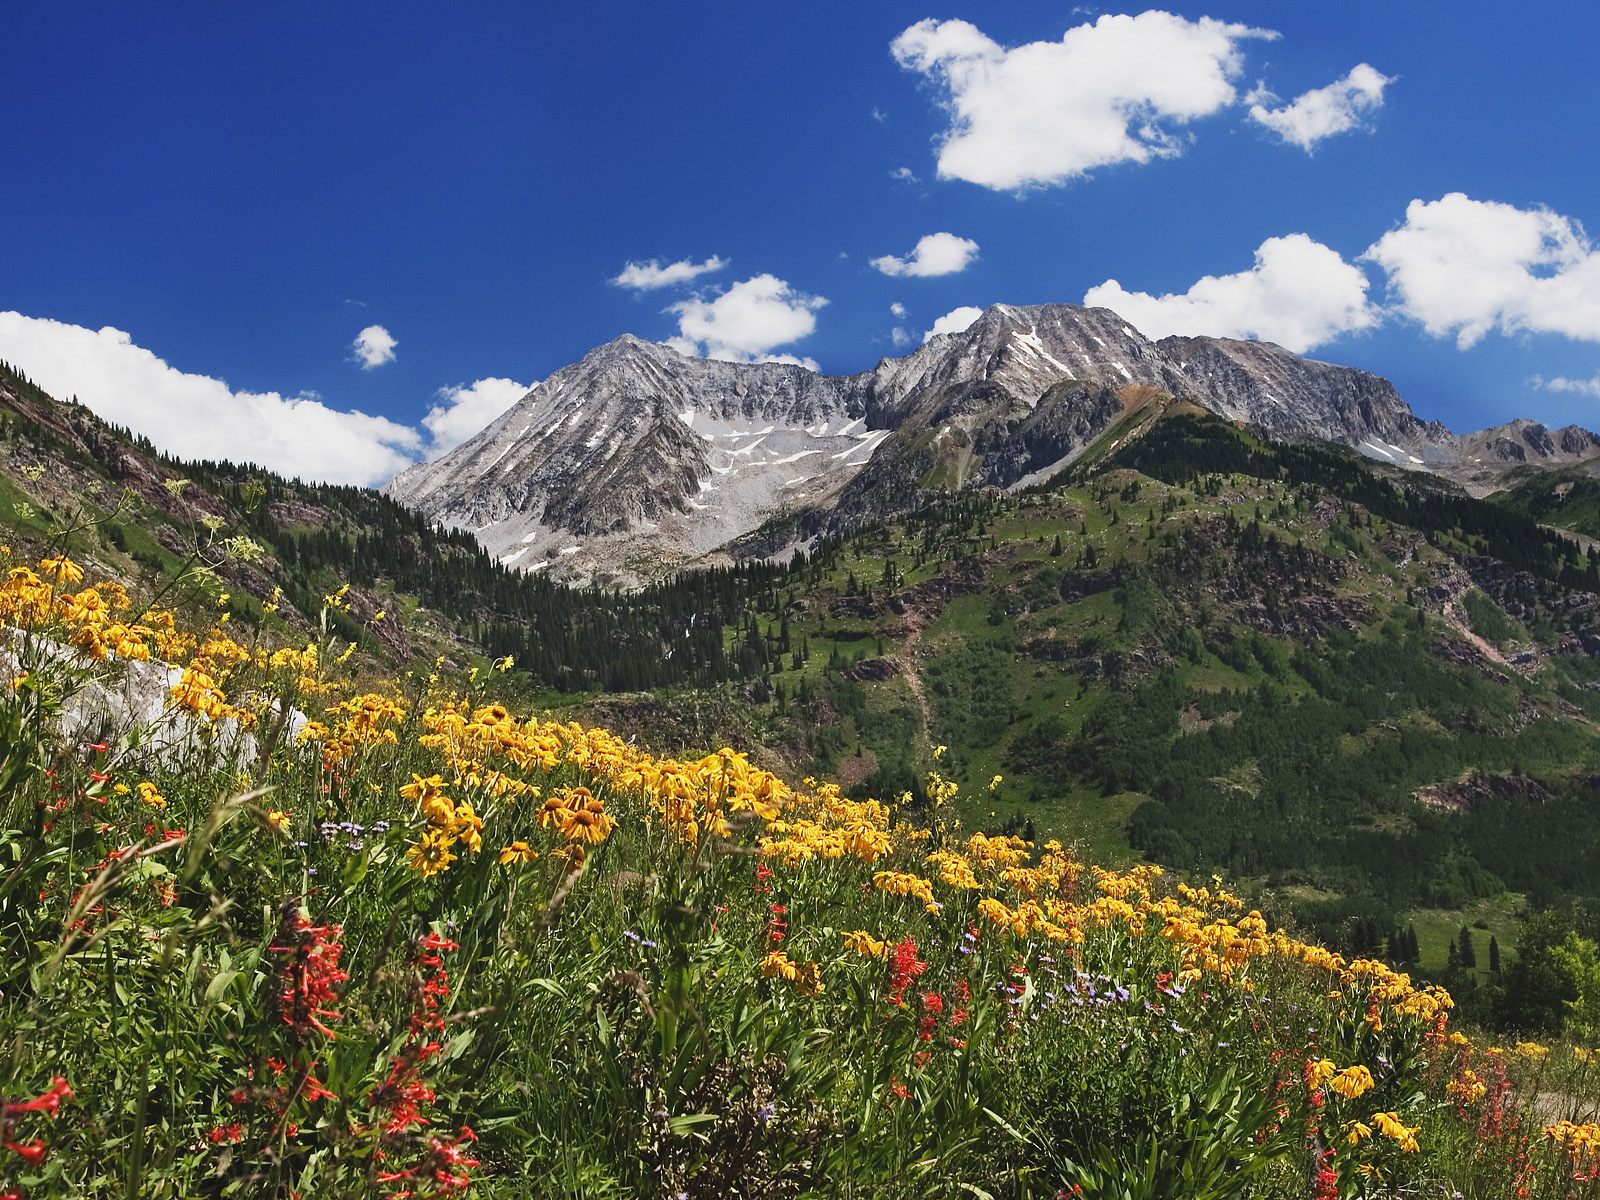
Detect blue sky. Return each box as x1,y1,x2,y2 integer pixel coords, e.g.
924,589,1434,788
3,2,1600,483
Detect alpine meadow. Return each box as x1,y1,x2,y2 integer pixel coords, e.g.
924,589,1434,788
3,3,1600,1198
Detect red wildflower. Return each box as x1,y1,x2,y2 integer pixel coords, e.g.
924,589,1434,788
1,1077,71,1120
886,938,927,1007
269,912,347,1041
4,1139,45,1167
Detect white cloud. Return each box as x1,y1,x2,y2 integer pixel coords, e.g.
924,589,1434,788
610,255,728,291
1083,233,1380,353
891,12,1273,191
1532,373,1600,399
352,324,397,369
891,327,914,348
889,166,919,184
923,305,985,343
890,302,908,318
1248,63,1393,152
422,377,535,457
667,274,827,362
871,232,980,278
1365,193,1600,347
0,312,422,486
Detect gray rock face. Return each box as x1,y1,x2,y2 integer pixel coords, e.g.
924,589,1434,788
386,304,1600,584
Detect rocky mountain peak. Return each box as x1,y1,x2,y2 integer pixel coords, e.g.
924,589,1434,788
387,301,1600,584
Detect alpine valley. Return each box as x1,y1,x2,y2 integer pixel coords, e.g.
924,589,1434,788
6,301,1600,984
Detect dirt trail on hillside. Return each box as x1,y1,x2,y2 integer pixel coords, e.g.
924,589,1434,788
887,611,933,748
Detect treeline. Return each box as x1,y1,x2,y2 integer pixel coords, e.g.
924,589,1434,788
1109,414,1600,588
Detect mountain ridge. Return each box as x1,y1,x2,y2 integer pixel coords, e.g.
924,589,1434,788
391,302,1600,585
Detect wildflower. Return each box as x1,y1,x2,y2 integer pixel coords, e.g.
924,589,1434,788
556,792,616,844
842,930,887,958
0,1077,71,1120
407,830,458,878
1329,1065,1375,1100
450,800,485,854
498,841,538,866
265,810,292,834
37,556,84,585
886,937,927,1007
987,774,1003,791
1447,1069,1487,1105
4,1139,46,1166
1344,1121,1372,1146
1305,1059,1336,1090
269,912,346,1041
1370,1110,1420,1153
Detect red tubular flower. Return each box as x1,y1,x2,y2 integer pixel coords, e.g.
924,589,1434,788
886,938,927,1007
269,912,347,1041
1,1077,71,1120
4,1139,45,1167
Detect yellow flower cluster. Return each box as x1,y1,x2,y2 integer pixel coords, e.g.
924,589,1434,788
537,786,617,845
976,896,1081,943
1370,1110,1421,1153
760,782,891,867
1546,1120,1600,1164
873,870,940,913
760,951,825,997
1447,1068,1487,1105
1329,1065,1376,1100
841,930,888,958
301,692,407,765
0,556,181,664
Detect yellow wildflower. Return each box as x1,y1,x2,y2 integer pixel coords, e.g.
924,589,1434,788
842,930,887,958
498,841,538,866
407,830,457,878
37,555,84,585
1330,1065,1375,1100
1370,1111,1420,1153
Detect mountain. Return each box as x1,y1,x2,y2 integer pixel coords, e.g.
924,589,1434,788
389,335,877,582
387,303,1600,584
9,355,1600,954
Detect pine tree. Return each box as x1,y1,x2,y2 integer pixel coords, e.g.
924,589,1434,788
1459,927,1477,969
1489,935,1501,973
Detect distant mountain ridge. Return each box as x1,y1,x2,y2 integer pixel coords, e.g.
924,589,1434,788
387,303,1600,584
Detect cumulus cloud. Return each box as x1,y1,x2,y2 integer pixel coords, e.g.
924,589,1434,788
352,324,397,369
422,377,535,457
666,274,827,363
889,166,919,184
1083,233,1380,353
0,312,422,486
871,232,980,278
923,305,985,343
891,327,914,349
890,302,908,318
1365,193,1600,347
1532,373,1600,399
891,11,1273,191
610,255,728,291
1248,63,1393,152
